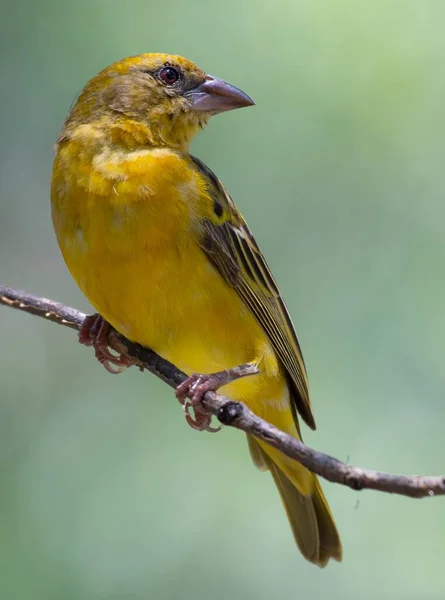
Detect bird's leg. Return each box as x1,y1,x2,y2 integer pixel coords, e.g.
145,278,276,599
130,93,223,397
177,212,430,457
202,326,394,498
78,313,137,374
175,363,259,433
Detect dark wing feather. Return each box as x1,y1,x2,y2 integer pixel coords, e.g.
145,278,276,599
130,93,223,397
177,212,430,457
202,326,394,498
190,156,316,430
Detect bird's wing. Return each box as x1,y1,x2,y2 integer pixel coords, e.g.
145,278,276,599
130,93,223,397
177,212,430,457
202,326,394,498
190,156,315,430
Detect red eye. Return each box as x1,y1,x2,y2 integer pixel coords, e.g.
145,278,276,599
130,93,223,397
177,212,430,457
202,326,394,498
159,67,180,85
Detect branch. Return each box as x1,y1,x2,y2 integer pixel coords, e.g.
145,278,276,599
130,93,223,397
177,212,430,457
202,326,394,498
1,284,444,499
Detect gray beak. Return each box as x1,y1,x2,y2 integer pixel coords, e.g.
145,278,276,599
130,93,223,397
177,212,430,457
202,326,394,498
186,75,255,114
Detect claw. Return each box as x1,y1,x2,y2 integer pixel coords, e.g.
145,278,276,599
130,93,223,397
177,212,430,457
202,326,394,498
79,313,136,373
183,400,220,432
175,373,223,432
175,364,258,433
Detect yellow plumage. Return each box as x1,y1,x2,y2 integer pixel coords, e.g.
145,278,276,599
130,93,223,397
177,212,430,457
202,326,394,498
51,53,342,566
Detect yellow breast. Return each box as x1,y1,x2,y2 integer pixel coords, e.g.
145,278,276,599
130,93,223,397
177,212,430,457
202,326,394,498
51,135,288,413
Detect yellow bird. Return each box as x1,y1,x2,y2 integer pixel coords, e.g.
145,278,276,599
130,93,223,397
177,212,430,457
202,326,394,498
51,53,342,566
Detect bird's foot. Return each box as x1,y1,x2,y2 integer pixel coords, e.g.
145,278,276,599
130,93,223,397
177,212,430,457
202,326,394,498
79,313,136,374
175,372,227,433
175,363,260,433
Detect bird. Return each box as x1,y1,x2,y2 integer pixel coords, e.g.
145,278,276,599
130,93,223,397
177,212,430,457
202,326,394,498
51,53,342,566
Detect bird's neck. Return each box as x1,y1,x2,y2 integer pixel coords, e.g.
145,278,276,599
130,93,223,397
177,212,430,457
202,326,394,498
59,112,204,154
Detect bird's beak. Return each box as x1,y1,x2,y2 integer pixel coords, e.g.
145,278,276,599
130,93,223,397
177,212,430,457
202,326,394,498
186,75,255,114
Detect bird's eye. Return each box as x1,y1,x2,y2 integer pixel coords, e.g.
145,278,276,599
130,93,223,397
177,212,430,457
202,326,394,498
159,67,180,85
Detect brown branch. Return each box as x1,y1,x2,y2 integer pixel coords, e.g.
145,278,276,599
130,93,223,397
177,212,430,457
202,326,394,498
1,283,444,499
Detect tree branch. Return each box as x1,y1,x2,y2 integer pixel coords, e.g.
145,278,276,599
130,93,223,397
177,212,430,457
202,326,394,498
1,283,444,499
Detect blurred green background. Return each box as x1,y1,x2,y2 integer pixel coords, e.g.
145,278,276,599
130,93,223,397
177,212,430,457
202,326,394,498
1,1,445,598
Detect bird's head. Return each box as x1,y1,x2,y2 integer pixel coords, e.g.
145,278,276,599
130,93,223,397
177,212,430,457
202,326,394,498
66,53,254,150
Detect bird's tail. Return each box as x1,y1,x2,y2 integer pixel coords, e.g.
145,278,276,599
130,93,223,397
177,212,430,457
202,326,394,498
247,435,342,567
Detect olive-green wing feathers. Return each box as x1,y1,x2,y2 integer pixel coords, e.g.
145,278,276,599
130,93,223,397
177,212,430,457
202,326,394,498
190,156,316,430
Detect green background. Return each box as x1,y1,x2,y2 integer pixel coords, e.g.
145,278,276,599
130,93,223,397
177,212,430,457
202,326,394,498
1,1,445,598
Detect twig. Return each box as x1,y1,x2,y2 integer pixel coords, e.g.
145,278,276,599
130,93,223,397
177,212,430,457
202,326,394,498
1,284,444,499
